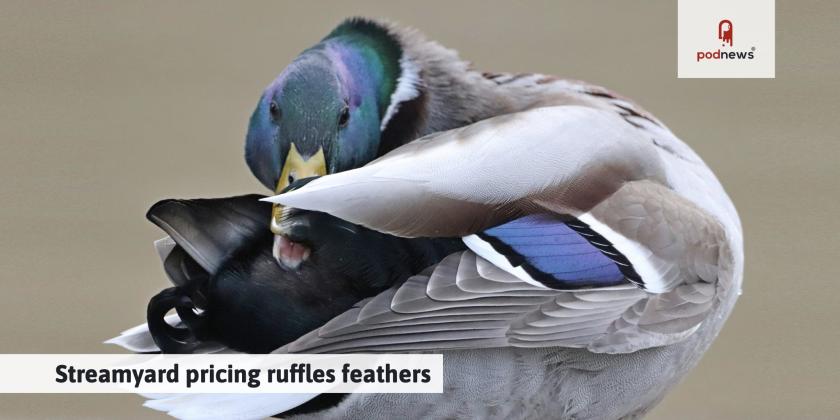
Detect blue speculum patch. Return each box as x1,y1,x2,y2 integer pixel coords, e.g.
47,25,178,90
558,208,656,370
479,214,642,290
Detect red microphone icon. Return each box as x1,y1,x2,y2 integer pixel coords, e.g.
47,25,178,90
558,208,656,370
718,19,733,47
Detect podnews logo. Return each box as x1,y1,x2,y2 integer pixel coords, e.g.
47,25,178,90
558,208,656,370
719,19,733,46
696,19,756,62
678,0,774,78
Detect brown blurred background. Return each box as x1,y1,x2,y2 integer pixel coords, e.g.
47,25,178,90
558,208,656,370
0,1,837,418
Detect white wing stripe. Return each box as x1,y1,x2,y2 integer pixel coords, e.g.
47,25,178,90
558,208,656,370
578,212,672,293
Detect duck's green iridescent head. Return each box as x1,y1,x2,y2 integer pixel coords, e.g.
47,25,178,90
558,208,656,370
245,19,412,202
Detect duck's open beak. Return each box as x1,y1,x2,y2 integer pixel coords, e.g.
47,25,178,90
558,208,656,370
270,143,326,268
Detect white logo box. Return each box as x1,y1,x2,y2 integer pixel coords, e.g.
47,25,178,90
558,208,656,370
678,0,775,78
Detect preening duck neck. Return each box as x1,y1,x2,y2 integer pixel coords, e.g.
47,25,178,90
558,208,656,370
380,23,584,155
377,24,527,155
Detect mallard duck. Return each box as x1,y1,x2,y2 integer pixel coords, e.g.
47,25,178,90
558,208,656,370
115,17,742,420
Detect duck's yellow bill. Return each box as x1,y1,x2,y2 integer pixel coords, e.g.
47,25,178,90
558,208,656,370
270,143,326,234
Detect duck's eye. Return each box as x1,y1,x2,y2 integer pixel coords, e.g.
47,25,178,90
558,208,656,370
338,106,350,128
269,101,281,120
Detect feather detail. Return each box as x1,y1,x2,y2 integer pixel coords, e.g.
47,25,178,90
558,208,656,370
468,214,635,290
380,55,422,131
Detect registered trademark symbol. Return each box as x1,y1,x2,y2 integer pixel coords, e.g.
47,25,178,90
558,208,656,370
751,46,756,51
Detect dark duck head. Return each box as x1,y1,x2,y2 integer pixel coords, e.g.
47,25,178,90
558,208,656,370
245,19,419,242
145,190,463,354
245,19,419,191
244,18,523,269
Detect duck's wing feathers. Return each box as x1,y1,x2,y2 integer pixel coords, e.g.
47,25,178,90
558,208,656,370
268,106,728,354
269,106,667,238
279,185,722,354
